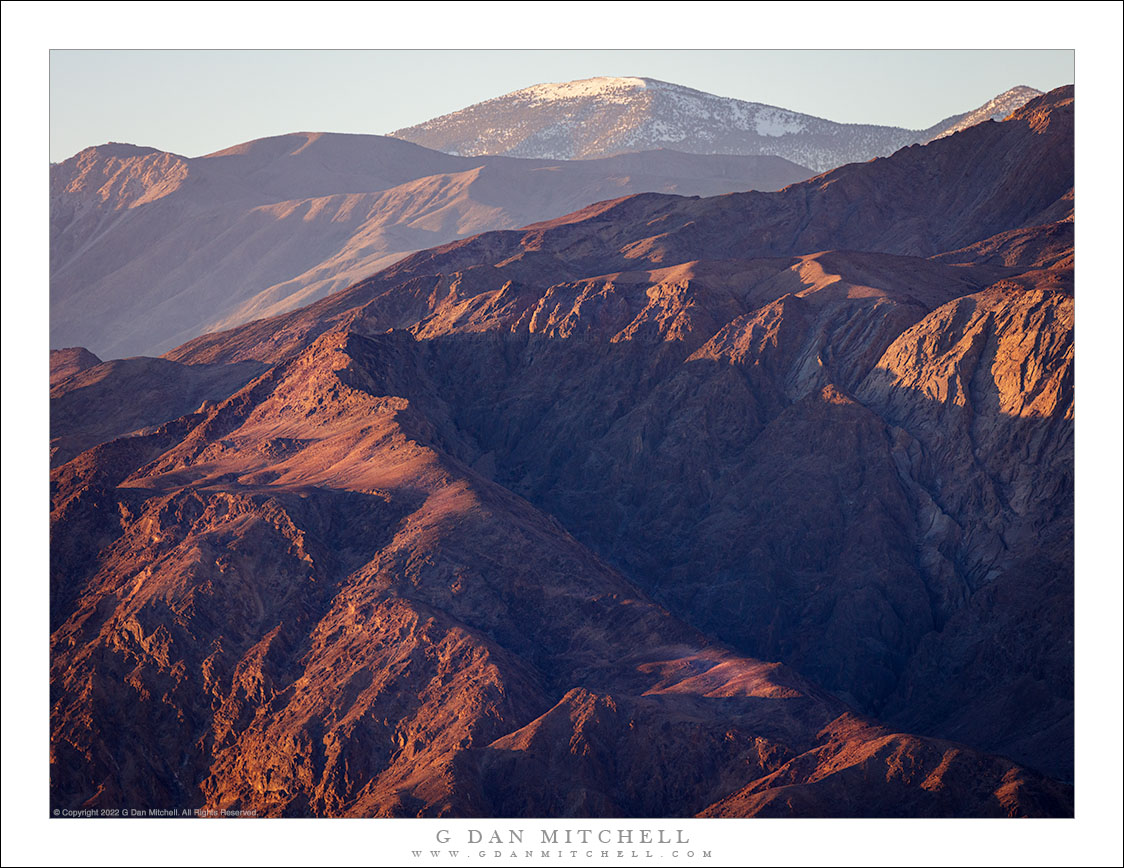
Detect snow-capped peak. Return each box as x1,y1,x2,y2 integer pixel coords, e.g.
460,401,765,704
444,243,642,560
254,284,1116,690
510,76,650,102
978,85,1044,120
390,78,1048,174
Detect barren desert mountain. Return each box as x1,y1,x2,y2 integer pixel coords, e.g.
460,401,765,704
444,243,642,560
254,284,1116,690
390,76,1043,171
50,135,811,360
51,87,1074,816
49,347,102,385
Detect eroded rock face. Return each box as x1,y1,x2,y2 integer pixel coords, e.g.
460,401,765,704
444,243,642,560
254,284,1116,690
50,88,1075,815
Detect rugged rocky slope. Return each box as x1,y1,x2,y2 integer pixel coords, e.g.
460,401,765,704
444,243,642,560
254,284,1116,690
50,87,1075,815
391,77,1043,170
51,136,811,360
50,355,265,466
49,331,1071,818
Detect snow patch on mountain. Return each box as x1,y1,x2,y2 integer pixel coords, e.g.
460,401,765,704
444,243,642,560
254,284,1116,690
513,76,649,102
753,108,806,137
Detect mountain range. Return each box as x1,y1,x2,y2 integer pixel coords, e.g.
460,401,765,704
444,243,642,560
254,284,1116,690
50,79,1043,363
391,77,1043,170
50,136,811,360
50,86,1075,816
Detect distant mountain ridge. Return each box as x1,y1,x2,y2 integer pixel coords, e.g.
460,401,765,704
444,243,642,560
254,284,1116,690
391,77,1044,171
50,78,1050,361
51,134,811,359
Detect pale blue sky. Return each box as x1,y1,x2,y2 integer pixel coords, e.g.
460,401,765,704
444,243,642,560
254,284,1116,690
49,49,1073,163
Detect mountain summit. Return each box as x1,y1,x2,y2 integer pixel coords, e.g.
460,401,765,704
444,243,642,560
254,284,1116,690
391,76,1043,172
927,84,1046,139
